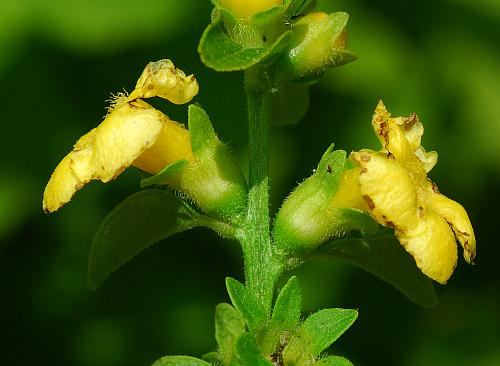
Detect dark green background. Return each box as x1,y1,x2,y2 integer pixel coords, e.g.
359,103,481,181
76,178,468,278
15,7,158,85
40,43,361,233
1,0,499,365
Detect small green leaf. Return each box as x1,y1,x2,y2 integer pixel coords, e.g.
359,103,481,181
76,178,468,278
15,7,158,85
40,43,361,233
140,160,188,188
271,276,301,331
316,355,354,366
151,355,211,366
198,10,292,72
262,276,302,354
236,333,274,366
283,308,357,363
188,104,217,156
314,231,438,307
226,277,267,332
88,190,193,289
215,303,246,366
271,81,310,126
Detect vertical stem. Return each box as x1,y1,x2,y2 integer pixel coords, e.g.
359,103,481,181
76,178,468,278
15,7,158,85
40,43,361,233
242,68,282,315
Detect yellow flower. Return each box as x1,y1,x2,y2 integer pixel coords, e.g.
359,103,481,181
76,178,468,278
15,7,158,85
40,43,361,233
347,101,476,283
218,0,282,19
43,60,198,213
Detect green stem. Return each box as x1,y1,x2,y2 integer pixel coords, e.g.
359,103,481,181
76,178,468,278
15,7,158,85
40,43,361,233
241,68,283,315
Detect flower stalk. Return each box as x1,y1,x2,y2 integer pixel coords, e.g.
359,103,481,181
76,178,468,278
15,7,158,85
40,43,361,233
240,67,283,316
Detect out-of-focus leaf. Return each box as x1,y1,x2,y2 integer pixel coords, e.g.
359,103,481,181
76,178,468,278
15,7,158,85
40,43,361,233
215,303,246,366
88,189,194,289
283,308,357,364
313,231,438,307
151,355,211,366
271,81,310,126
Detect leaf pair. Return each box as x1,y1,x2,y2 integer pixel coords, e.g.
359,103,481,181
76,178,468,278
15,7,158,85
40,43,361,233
220,277,356,366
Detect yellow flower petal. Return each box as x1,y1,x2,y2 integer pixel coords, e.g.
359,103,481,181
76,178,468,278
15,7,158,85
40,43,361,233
371,101,437,178
127,59,199,105
43,100,168,212
399,210,458,284
71,100,167,183
354,150,419,232
429,193,476,264
133,119,193,174
330,166,367,210
43,153,85,213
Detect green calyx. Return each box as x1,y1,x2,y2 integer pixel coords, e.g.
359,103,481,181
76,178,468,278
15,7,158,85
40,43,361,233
273,145,375,257
274,12,357,82
142,104,247,220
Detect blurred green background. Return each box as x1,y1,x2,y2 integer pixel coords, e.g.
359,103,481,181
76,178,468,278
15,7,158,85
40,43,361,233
1,0,499,365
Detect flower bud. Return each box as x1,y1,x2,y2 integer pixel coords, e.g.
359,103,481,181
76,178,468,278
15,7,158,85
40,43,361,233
218,0,283,19
274,12,356,81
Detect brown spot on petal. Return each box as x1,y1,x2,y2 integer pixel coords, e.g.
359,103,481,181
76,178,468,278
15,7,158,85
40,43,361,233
386,221,395,228
360,154,371,162
363,194,375,210
404,113,419,128
429,179,440,193
380,121,389,145
386,151,395,160
361,167,368,174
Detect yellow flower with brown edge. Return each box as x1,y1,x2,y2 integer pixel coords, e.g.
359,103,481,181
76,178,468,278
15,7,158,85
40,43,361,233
43,59,247,218
273,101,475,284
346,101,476,284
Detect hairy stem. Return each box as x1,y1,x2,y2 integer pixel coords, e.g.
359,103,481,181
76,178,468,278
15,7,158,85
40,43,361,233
241,68,283,315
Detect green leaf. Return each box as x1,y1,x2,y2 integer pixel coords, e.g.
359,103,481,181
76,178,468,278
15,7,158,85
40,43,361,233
283,308,357,364
198,10,292,72
316,355,354,366
314,231,438,307
225,277,267,332
88,189,193,289
236,333,274,366
140,160,188,188
188,104,217,156
262,276,301,354
151,355,211,366
215,303,246,366
271,276,301,331
270,81,310,126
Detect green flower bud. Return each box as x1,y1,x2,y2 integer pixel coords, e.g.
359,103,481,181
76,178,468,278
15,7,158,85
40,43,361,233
274,12,356,82
273,145,375,257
